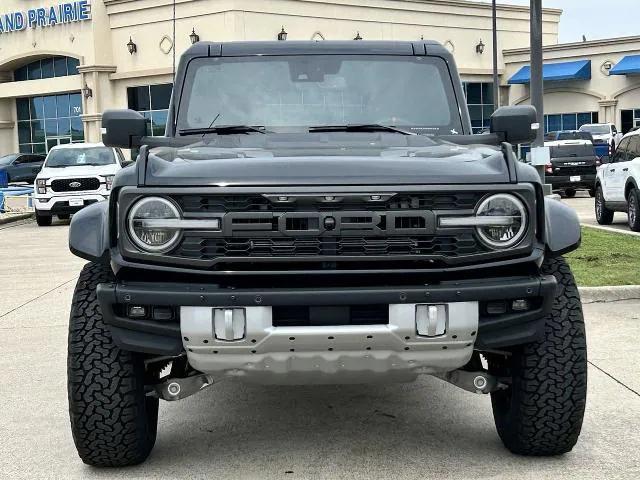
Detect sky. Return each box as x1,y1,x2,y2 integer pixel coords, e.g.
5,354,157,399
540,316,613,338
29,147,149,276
480,0,638,43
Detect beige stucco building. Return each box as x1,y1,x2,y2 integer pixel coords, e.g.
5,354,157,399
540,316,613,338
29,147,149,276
0,0,638,157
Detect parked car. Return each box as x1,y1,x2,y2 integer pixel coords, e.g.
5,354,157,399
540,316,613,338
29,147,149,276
0,153,45,184
544,131,599,197
595,129,640,231
33,143,129,226
66,41,586,467
579,123,623,159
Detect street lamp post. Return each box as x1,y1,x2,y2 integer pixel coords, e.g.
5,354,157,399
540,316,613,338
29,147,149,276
530,0,548,190
492,0,499,110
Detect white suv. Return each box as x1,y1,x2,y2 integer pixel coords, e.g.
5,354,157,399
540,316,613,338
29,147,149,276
34,143,128,226
595,129,640,231
579,123,623,156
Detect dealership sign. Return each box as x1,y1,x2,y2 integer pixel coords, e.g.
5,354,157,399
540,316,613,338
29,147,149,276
0,1,91,34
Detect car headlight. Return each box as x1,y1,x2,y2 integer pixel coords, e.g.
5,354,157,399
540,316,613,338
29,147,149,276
128,197,182,253
36,179,47,194
104,175,115,191
475,194,527,248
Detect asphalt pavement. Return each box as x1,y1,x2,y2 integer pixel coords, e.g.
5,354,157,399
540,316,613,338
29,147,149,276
563,192,640,235
0,220,639,480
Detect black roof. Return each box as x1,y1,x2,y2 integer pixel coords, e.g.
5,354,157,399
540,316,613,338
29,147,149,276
184,40,449,58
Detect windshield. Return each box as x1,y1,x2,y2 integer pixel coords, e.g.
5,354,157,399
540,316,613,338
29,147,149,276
580,125,609,135
0,154,18,166
557,131,592,141
178,55,463,135
45,148,115,168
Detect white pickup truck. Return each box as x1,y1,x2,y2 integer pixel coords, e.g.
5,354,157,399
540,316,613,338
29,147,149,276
579,123,623,158
33,143,128,226
595,129,640,231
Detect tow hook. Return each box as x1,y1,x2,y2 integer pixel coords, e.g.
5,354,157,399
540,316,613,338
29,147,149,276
152,374,214,401
433,370,508,394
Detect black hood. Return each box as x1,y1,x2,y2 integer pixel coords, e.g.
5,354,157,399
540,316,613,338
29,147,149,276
141,133,511,186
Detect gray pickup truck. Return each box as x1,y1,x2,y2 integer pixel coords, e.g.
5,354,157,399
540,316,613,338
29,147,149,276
67,41,586,467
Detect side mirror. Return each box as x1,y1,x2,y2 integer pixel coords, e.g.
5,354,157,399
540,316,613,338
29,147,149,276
102,109,147,149
490,106,538,144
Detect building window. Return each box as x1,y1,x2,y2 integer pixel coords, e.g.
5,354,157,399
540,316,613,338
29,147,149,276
621,109,640,134
544,112,598,134
16,93,84,154
127,83,173,136
13,57,80,82
462,82,495,134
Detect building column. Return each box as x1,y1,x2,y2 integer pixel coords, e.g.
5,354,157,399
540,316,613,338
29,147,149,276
598,99,618,125
77,64,117,143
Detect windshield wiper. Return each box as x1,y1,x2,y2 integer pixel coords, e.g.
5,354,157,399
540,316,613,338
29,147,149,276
179,125,268,136
308,124,415,135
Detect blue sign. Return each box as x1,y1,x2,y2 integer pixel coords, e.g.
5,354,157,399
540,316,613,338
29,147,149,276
0,1,91,34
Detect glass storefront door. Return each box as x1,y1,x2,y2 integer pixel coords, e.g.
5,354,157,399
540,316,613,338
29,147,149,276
16,92,84,154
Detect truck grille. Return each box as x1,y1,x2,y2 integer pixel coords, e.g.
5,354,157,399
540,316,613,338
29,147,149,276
176,234,481,259
172,192,483,213
51,177,100,193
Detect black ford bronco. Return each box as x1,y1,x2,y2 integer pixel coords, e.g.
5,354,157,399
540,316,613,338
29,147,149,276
67,41,586,467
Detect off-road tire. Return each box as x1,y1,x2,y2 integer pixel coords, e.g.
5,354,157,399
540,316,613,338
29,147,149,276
489,256,587,456
35,211,52,227
627,187,640,232
564,188,576,198
68,262,159,467
595,185,614,225
588,188,595,198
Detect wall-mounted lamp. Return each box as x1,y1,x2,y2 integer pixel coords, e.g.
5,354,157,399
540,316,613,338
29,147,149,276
127,37,137,55
475,39,485,54
354,32,363,40
189,28,200,44
82,84,93,99
277,27,288,41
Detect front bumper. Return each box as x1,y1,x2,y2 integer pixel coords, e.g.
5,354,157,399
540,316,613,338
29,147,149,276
34,193,109,213
97,275,556,382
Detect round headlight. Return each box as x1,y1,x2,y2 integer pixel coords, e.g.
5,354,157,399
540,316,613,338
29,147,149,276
475,194,527,248
128,197,181,253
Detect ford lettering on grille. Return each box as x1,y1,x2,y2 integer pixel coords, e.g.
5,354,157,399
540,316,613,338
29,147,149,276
221,211,436,237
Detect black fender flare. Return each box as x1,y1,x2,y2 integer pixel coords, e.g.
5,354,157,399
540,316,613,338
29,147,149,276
544,196,581,256
625,177,639,198
68,201,110,262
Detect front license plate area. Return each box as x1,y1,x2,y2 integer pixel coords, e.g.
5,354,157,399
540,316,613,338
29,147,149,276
570,176,581,182
69,198,84,207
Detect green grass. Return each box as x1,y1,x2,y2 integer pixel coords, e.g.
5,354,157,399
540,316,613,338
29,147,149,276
565,226,640,286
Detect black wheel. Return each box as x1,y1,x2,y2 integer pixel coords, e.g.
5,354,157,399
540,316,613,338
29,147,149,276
488,256,587,456
595,186,614,225
35,211,52,227
564,188,576,198
68,262,159,467
588,188,596,198
627,188,640,232
57,214,70,220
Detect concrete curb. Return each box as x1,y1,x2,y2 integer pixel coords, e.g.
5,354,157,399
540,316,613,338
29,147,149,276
579,285,640,304
581,223,640,237
0,212,34,226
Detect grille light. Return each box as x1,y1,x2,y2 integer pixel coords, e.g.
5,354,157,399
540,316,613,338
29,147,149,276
36,179,47,194
475,194,527,249
128,197,182,253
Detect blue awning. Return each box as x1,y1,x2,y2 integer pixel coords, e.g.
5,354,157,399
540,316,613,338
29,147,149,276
609,55,640,76
508,60,591,84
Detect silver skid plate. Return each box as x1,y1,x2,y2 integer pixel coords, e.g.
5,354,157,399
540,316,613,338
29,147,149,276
181,303,478,385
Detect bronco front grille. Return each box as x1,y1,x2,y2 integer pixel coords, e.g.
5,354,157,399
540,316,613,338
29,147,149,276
553,166,595,176
172,192,483,213
176,234,482,259
51,177,100,192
